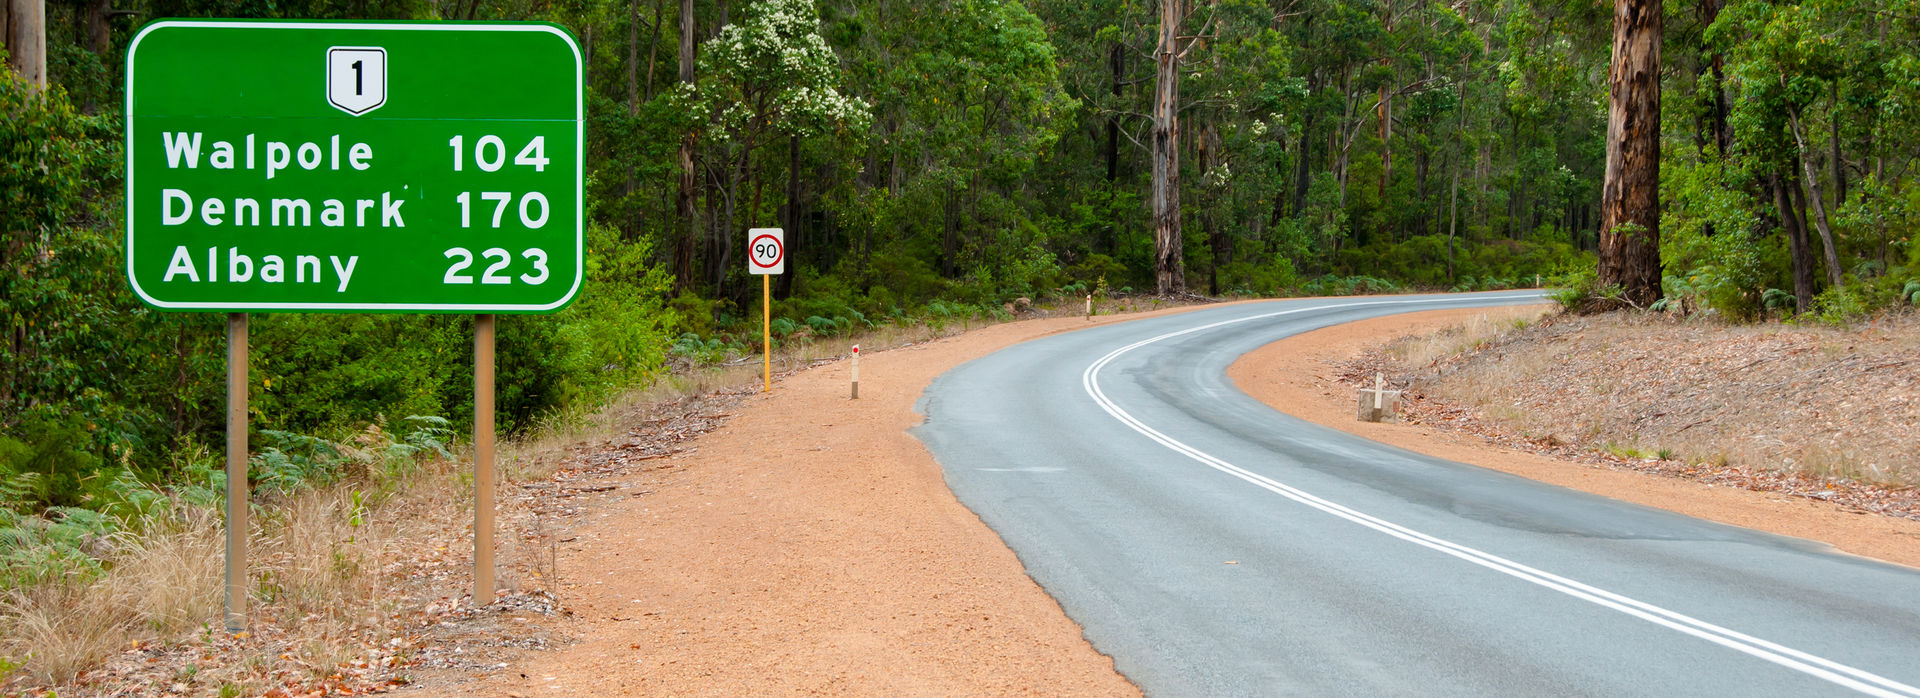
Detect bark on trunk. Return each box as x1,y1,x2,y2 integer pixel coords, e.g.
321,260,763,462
1786,105,1845,290
1105,42,1123,185
1292,105,1313,217
1149,0,1187,295
621,0,642,237
628,0,641,115
6,0,46,89
672,0,698,294
1378,83,1391,204
1447,84,1466,281
1830,85,1845,206
1597,0,1663,308
1200,123,1226,295
1773,172,1815,312
82,0,110,111
1447,156,1460,281
779,135,801,299
645,0,662,101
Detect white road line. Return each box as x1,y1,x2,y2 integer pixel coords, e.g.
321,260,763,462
1080,296,1920,698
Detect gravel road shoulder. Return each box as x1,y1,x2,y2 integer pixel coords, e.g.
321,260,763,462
406,309,1194,696
1227,306,1920,570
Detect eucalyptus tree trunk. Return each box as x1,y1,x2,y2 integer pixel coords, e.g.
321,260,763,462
1785,105,1845,290
673,0,697,293
645,0,662,101
82,0,110,112
1597,0,1663,308
1377,83,1391,204
1150,0,1186,296
1830,85,1844,206
1773,172,1815,311
628,0,641,115
6,0,46,90
1106,42,1123,185
1199,123,1225,295
779,135,800,299
622,0,642,238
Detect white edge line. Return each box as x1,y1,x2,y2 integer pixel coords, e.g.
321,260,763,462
1079,295,1920,698
125,20,586,313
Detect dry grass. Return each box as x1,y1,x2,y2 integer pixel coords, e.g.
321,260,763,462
1391,310,1920,490
0,505,224,686
0,294,1213,694
514,321,957,459
1387,308,1555,368
0,461,467,693
0,309,1017,694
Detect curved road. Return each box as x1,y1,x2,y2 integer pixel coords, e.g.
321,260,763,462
912,292,1920,697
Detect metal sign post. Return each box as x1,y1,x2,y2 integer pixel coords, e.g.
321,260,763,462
126,20,586,624
748,228,784,392
473,314,496,603
224,313,247,632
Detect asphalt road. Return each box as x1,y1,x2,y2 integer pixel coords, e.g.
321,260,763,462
912,292,1920,697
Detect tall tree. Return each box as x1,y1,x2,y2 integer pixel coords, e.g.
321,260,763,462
673,0,697,294
5,0,46,89
1150,0,1205,295
1597,0,1662,307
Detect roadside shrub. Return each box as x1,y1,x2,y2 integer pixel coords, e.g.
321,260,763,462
1066,254,1130,291
1300,274,1402,296
1220,256,1298,297
0,412,108,511
1550,270,1630,315
1804,285,1873,326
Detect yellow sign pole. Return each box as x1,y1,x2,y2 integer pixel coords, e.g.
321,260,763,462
763,274,772,391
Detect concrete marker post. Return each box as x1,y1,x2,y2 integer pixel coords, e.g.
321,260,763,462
474,314,496,605
851,345,860,399
1086,294,1093,321
224,312,248,632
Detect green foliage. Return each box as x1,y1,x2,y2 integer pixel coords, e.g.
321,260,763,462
1549,270,1633,314
1661,157,1768,319
669,333,738,365
0,506,117,588
1804,285,1872,326
0,411,108,511
1220,256,1298,297
1762,288,1798,313
0,417,452,590
1300,275,1404,297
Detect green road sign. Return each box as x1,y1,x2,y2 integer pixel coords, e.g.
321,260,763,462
125,20,584,313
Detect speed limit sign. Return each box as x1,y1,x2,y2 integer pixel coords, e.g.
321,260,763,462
748,228,784,275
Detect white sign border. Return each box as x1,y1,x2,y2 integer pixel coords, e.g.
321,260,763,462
124,20,586,313
747,227,784,275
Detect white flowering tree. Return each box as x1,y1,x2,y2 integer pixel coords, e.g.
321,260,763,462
688,0,870,286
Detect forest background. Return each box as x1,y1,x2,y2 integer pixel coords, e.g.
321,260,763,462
4,0,1920,592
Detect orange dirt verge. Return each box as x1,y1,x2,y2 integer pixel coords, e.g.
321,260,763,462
411,309,1209,697
1228,306,1920,570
